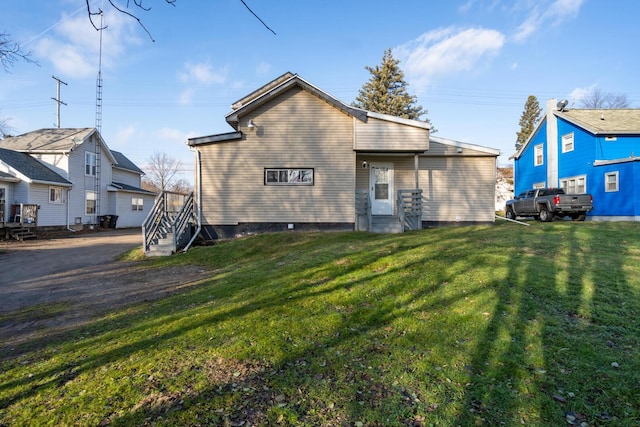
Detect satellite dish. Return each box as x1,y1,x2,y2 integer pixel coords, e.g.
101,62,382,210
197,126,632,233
557,99,568,111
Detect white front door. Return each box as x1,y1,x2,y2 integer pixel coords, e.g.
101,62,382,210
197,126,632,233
370,163,394,215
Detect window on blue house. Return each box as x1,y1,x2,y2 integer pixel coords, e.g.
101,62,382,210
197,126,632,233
534,144,543,166
560,175,586,194
562,133,574,153
605,172,619,192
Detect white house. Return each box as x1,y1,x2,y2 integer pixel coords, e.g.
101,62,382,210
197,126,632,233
0,128,155,232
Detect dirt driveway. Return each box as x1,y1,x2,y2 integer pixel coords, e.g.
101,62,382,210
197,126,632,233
0,229,209,355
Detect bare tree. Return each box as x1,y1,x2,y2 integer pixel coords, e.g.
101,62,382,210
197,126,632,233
579,88,630,109
0,31,37,71
142,151,187,193
85,0,275,41
0,114,13,138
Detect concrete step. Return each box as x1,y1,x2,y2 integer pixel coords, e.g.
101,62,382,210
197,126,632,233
371,215,403,233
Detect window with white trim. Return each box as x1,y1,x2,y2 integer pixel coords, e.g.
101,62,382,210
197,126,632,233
265,168,314,185
562,133,574,153
132,197,144,211
49,186,63,204
86,191,96,214
605,171,619,192
85,152,97,176
534,144,543,166
560,175,587,194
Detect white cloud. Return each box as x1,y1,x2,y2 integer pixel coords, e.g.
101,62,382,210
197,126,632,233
513,0,584,42
568,84,596,104
33,10,140,79
395,27,505,89
179,62,227,85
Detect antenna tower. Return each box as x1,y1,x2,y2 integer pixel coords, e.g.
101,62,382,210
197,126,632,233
95,7,104,132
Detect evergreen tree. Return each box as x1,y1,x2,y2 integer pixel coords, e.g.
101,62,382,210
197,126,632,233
352,49,432,127
516,95,542,151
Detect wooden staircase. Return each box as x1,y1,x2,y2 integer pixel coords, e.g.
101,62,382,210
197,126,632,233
10,227,37,241
143,192,196,256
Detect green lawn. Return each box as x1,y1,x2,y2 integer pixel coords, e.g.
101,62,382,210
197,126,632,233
1,222,639,426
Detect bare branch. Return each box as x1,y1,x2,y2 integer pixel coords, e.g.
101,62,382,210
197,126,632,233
0,32,38,72
85,1,274,42
240,0,277,35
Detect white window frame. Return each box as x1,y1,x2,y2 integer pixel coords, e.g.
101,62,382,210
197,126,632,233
562,133,574,153
131,197,144,211
85,151,97,176
605,171,619,192
534,144,543,166
49,186,63,204
560,175,587,194
264,168,314,186
86,191,96,214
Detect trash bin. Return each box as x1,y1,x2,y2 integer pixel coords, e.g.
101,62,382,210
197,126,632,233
100,215,111,229
109,215,119,228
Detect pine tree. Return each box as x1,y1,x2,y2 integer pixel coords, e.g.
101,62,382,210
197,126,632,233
352,49,432,127
516,95,542,151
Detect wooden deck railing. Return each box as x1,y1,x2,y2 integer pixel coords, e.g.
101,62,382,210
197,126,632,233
397,189,423,231
9,204,38,225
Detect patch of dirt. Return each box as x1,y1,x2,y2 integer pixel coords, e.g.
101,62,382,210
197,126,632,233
0,229,211,357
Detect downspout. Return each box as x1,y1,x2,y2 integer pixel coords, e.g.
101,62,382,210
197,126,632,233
66,187,75,232
182,147,201,252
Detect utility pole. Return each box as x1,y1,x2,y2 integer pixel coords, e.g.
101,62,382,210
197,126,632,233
51,75,67,128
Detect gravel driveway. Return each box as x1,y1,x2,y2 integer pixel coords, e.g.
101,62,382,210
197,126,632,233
0,229,209,355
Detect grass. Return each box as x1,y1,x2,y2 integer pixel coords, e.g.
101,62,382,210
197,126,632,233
1,221,639,426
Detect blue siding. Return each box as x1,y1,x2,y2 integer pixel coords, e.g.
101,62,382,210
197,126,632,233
514,121,547,194
591,162,639,217
557,119,593,181
596,135,640,160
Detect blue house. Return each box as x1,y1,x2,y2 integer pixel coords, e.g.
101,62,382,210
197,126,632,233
511,99,640,220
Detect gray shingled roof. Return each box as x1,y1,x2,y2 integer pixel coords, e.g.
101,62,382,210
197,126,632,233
111,150,145,174
0,148,72,185
110,182,155,195
0,128,96,151
556,109,640,134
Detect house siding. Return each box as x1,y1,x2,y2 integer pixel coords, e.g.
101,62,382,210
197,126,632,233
355,147,497,222
198,87,355,226
29,184,67,227
112,168,141,187
514,121,548,194
112,191,153,228
354,117,429,151
64,135,112,225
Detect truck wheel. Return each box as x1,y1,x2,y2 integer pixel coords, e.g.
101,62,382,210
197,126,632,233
539,207,554,222
505,207,516,220
574,214,586,221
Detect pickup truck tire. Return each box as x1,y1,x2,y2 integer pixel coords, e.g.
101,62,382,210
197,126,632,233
571,213,587,221
505,207,516,220
539,206,554,222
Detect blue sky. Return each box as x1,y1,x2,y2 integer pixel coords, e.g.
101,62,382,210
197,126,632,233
2,0,639,180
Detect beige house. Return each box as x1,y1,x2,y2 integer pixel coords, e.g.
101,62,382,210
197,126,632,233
144,72,500,249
